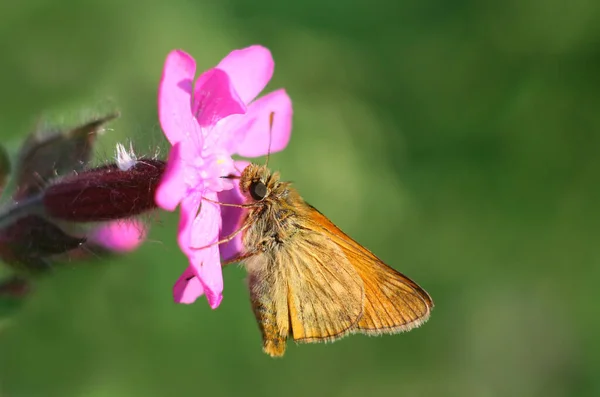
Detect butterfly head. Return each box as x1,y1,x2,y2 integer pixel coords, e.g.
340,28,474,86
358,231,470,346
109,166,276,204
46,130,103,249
239,163,282,202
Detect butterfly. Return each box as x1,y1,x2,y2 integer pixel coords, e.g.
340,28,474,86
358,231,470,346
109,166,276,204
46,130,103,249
213,161,433,357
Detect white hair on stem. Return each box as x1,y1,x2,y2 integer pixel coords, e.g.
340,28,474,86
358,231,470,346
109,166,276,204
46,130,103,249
115,142,137,171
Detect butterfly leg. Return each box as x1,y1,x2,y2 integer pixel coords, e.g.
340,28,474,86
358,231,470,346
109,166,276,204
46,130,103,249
221,251,258,266
191,222,251,251
201,195,260,208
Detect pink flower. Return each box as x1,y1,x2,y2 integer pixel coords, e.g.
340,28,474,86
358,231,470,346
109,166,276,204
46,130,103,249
155,46,292,309
89,220,147,253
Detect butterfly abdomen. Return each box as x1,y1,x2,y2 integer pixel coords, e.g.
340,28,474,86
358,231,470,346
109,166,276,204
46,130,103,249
246,256,290,357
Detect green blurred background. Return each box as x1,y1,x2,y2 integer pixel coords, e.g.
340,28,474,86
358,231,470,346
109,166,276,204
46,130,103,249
1,0,599,396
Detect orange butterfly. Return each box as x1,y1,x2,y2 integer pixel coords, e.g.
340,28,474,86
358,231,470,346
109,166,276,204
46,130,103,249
211,161,433,357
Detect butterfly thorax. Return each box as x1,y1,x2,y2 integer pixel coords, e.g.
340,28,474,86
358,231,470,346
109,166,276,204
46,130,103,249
241,183,303,259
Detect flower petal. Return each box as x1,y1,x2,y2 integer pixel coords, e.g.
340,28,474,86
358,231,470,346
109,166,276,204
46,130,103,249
181,192,224,308
229,89,293,158
173,194,223,308
176,193,201,256
193,68,245,128
217,45,274,105
173,267,204,304
155,142,187,211
158,50,198,145
90,220,146,252
217,161,249,262
189,193,221,250
189,244,223,309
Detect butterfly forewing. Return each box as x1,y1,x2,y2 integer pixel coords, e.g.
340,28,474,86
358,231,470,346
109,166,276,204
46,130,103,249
355,263,432,333
305,205,433,334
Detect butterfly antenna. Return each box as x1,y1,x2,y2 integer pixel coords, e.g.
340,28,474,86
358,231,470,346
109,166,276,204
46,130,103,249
265,112,275,168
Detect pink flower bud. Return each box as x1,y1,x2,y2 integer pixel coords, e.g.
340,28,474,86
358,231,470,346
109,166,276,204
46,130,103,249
43,159,165,222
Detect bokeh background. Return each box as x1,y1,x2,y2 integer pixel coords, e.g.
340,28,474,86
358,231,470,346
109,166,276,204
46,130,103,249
1,1,599,396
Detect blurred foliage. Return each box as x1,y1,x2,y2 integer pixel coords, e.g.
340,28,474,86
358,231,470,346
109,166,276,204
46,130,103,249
0,0,599,396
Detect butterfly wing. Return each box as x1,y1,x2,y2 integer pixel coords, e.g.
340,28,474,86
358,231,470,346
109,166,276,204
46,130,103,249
305,204,433,335
281,229,365,342
243,195,431,357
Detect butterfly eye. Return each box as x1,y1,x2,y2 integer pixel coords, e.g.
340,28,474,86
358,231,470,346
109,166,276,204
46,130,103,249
249,181,268,201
